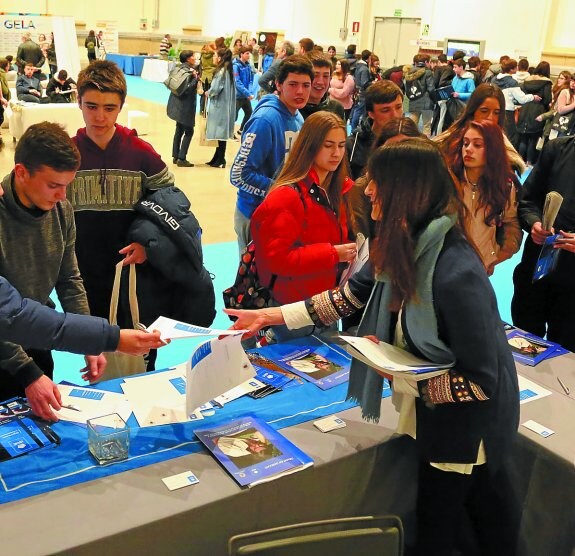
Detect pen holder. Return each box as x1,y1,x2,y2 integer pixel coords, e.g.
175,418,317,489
87,413,129,465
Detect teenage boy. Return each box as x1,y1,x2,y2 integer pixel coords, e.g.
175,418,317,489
233,47,255,137
346,80,404,241
70,61,214,367
230,55,314,253
70,60,172,322
300,51,345,121
0,123,107,419
346,80,404,179
349,49,372,130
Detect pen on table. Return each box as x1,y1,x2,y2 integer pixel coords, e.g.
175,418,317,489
557,376,570,396
61,404,82,412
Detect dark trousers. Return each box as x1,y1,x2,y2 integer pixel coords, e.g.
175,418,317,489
512,239,575,351
0,349,54,402
199,77,211,113
412,461,519,556
235,97,253,132
504,111,519,150
214,140,227,162
172,122,194,161
18,93,50,104
517,132,541,166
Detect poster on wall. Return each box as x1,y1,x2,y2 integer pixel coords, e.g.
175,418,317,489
95,20,119,54
0,13,79,79
257,32,278,50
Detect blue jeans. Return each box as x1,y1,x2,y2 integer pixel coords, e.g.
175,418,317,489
234,205,252,257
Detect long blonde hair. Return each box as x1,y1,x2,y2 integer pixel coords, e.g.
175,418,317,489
270,111,350,220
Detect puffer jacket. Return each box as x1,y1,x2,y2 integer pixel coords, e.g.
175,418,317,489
517,75,552,134
251,170,353,304
127,187,216,328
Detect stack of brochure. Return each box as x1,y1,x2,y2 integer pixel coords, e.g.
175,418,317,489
506,329,568,366
340,336,452,380
194,414,313,487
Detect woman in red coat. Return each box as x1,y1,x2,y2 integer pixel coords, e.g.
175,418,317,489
251,111,356,309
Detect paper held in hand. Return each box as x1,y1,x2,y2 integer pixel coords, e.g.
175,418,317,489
542,191,563,231
339,233,369,286
340,335,452,380
145,316,247,341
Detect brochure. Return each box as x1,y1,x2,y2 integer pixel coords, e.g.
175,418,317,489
533,234,561,282
506,329,562,366
254,336,351,390
193,414,313,487
0,415,59,462
340,336,451,380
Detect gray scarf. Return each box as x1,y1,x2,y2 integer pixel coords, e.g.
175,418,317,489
347,214,457,421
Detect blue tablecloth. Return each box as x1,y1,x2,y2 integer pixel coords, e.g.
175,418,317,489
106,54,149,76
0,367,391,504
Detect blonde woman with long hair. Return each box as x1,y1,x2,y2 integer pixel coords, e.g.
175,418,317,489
250,111,356,315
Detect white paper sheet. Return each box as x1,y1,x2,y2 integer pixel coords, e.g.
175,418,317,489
145,316,247,341
186,334,255,416
55,385,131,424
518,374,552,404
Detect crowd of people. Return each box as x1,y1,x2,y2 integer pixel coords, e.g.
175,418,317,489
1,29,575,554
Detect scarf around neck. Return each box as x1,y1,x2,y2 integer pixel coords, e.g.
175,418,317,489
346,214,457,421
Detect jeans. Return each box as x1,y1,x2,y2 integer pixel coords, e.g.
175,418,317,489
172,122,194,161
234,205,252,256
350,99,366,132
409,109,434,137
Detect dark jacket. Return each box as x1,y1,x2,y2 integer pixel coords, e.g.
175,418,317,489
517,136,575,287
517,76,552,134
403,65,435,111
166,63,198,128
16,39,44,69
300,94,345,121
354,60,372,101
127,186,216,328
346,116,374,179
411,230,519,468
0,276,119,354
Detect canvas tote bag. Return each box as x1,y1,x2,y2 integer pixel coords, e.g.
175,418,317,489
199,104,218,147
92,261,146,383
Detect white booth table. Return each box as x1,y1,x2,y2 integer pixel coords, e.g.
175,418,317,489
141,58,172,83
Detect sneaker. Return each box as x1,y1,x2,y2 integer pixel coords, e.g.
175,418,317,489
176,159,194,167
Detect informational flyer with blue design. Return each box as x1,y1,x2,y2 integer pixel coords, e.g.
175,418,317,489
194,414,313,487
506,329,563,366
256,336,351,390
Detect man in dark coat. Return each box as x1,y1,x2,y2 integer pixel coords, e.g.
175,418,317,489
167,50,199,167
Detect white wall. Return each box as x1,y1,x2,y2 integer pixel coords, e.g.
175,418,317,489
363,0,552,64
1,0,564,66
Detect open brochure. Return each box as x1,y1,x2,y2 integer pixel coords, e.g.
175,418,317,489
193,414,313,487
340,336,452,380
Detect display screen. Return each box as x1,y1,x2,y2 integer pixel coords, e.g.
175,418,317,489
445,38,483,59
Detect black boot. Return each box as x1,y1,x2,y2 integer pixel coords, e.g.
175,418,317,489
206,149,218,166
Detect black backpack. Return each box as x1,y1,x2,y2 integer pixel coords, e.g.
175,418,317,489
405,77,425,101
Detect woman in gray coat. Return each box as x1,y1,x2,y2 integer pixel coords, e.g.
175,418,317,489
205,48,236,168
167,50,199,167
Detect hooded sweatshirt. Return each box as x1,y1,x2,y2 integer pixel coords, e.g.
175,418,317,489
231,94,304,218
451,70,476,101
493,73,535,111
69,124,172,318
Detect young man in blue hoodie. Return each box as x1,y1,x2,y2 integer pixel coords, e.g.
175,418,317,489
230,55,314,253
233,47,255,137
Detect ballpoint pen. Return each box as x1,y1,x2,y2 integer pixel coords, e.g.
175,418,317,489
557,376,570,396
61,404,82,412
